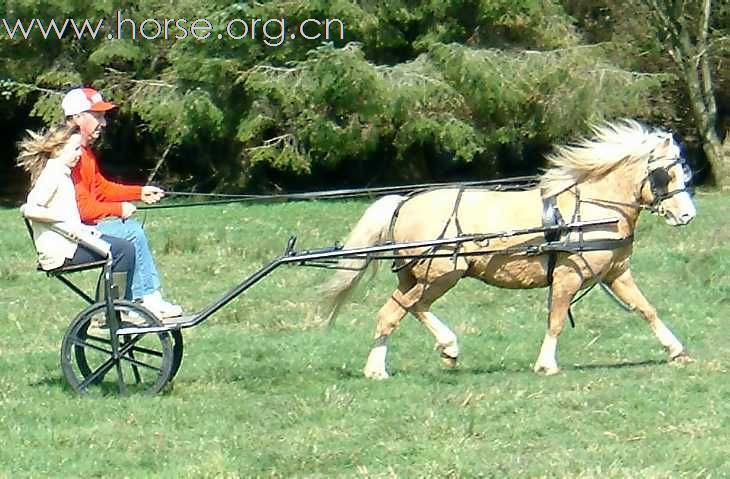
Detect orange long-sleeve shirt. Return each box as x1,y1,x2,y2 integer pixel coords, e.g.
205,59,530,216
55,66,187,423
71,147,142,224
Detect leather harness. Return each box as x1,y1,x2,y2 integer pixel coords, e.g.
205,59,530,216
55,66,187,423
539,189,637,327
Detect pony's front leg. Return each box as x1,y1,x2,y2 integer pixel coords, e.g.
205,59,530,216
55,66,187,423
534,274,581,375
608,269,691,362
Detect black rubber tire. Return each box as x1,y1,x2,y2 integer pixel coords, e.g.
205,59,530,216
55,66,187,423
169,330,184,380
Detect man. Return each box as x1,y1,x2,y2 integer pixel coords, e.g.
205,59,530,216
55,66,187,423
62,87,182,318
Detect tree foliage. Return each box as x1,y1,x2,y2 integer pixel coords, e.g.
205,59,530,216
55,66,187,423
1,0,724,193
564,0,730,184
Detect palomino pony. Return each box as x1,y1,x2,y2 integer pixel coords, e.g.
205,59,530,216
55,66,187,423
322,120,696,379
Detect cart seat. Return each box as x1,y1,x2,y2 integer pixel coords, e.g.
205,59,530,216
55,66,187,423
24,217,107,304
39,259,109,276
24,218,107,274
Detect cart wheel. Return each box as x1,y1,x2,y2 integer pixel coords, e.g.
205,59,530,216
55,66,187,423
61,300,175,395
75,311,185,385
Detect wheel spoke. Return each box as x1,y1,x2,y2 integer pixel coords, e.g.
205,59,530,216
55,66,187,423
115,334,146,356
78,357,116,390
120,354,162,373
124,343,164,358
70,336,113,355
125,344,143,384
115,361,128,395
82,333,113,345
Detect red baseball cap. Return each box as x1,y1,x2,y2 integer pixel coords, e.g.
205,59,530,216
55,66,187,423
61,87,116,116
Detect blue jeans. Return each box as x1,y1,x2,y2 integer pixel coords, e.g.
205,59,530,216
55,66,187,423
97,219,160,300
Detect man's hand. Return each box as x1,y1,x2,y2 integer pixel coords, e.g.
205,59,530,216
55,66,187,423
141,185,165,204
121,202,137,219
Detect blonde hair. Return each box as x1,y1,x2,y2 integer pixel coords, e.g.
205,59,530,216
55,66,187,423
17,125,79,186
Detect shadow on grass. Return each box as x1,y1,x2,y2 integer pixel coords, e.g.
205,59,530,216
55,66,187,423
571,358,667,371
30,373,180,397
184,362,370,391
30,375,72,390
162,358,671,391
426,357,667,378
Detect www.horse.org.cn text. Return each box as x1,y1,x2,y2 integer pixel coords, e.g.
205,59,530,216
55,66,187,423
1,11,346,47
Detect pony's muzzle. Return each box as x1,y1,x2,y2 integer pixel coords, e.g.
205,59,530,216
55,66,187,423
677,212,695,225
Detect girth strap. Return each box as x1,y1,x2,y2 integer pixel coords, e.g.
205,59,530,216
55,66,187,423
540,194,564,288
541,195,564,244
540,191,634,329
541,193,574,328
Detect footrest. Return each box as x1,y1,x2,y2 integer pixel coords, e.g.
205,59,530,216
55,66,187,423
116,315,198,335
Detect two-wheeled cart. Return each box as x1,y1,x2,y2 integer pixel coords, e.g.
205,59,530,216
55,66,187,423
45,217,617,395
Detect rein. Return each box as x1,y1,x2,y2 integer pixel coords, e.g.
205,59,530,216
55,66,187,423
566,157,694,216
140,177,540,210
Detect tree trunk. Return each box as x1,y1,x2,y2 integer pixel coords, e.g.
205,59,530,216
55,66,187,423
669,0,729,187
700,128,729,187
681,57,729,185
694,0,730,186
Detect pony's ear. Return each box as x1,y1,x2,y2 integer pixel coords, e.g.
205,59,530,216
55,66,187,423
654,136,673,156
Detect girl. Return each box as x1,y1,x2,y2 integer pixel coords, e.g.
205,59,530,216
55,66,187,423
18,126,136,300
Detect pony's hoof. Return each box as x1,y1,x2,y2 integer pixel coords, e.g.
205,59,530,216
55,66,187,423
533,363,560,375
440,354,458,369
671,351,694,364
437,343,459,369
363,368,390,380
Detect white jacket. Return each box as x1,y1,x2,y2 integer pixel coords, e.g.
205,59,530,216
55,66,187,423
21,159,109,270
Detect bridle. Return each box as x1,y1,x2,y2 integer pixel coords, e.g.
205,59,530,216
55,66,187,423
573,156,694,217
644,158,694,211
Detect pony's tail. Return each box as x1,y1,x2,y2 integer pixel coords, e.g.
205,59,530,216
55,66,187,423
320,195,405,326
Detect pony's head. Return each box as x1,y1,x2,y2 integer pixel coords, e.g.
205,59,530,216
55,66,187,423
638,131,696,226
541,120,696,226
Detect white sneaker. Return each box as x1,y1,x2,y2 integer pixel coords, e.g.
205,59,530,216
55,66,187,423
141,291,183,319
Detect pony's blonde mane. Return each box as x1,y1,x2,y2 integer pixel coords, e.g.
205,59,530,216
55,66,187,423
540,120,671,197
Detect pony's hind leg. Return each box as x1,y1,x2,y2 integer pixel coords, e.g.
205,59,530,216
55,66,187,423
363,271,420,380
409,270,464,368
364,268,465,379
412,312,459,368
608,269,691,362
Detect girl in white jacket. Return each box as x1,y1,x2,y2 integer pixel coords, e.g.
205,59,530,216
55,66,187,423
18,126,136,300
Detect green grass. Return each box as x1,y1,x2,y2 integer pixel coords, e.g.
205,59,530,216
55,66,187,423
1,191,729,477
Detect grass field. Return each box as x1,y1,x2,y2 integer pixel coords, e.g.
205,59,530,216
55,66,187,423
1,190,729,478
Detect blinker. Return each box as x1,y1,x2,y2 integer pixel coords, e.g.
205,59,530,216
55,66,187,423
649,167,671,196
